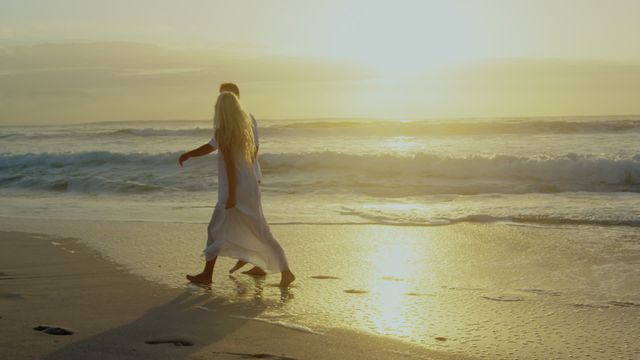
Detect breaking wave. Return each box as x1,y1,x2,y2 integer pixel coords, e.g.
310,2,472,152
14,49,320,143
1,151,639,195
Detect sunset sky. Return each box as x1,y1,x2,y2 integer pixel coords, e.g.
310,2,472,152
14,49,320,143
1,0,639,124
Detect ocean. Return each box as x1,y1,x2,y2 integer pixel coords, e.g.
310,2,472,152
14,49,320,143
1,116,640,359
1,116,640,226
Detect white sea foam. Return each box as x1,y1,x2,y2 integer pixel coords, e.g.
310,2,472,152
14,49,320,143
338,207,640,228
229,315,322,335
2,151,638,195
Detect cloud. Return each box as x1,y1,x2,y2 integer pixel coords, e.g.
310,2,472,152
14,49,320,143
1,43,639,124
412,58,640,117
0,28,15,40
0,41,374,124
439,58,640,90
0,41,371,81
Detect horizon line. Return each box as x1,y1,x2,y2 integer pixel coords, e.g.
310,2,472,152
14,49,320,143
2,113,640,128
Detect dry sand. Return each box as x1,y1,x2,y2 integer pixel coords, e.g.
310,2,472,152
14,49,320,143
0,231,471,360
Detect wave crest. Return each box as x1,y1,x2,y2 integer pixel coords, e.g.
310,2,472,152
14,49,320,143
1,151,639,195
3,117,640,140
261,151,640,192
277,118,640,135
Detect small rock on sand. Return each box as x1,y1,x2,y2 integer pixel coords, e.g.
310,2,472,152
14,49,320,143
145,339,194,346
34,325,74,335
344,289,368,294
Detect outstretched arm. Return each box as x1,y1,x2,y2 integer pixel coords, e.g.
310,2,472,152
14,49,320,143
178,143,214,167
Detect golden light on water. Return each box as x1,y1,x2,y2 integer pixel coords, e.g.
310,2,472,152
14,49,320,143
369,244,414,337
383,136,418,154
362,227,439,339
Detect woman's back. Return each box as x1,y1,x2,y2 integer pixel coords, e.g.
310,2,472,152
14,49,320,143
215,148,261,213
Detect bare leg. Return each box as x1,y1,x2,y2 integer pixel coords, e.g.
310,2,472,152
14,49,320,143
186,257,216,284
280,269,296,287
229,260,247,273
242,266,267,276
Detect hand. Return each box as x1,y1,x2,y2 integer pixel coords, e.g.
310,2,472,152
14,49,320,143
225,197,236,209
178,152,190,167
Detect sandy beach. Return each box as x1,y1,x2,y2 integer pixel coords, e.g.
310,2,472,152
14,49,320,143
1,216,638,359
0,230,472,360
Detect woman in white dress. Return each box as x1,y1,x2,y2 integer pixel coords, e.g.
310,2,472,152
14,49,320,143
178,91,295,287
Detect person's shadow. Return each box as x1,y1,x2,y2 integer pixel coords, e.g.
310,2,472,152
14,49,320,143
43,277,281,360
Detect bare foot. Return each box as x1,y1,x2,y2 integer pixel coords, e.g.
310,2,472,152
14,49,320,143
229,260,247,274
280,270,296,287
242,267,267,276
186,273,212,285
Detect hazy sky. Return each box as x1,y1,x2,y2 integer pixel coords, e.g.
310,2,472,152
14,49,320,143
1,0,639,124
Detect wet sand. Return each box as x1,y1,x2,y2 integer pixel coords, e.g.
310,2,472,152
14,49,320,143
0,230,471,360
1,216,638,359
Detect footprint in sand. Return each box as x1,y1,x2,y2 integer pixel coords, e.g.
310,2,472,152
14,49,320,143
213,352,298,359
520,288,562,296
571,303,610,309
145,338,194,346
34,325,74,335
382,276,404,282
608,301,640,308
0,292,22,300
405,292,435,297
446,286,485,291
310,275,340,280
481,295,525,302
344,289,368,294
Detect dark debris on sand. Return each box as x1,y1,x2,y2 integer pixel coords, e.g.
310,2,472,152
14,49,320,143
344,289,368,294
34,325,74,336
145,338,194,346
213,352,298,359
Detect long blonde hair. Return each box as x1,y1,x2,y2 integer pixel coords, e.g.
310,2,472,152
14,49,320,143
213,91,255,163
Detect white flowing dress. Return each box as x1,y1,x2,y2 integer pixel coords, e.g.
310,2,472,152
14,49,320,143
202,132,289,273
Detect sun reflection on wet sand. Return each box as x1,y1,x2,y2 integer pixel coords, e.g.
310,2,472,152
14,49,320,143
362,227,439,339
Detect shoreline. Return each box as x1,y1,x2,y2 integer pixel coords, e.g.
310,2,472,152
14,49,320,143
0,230,472,360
